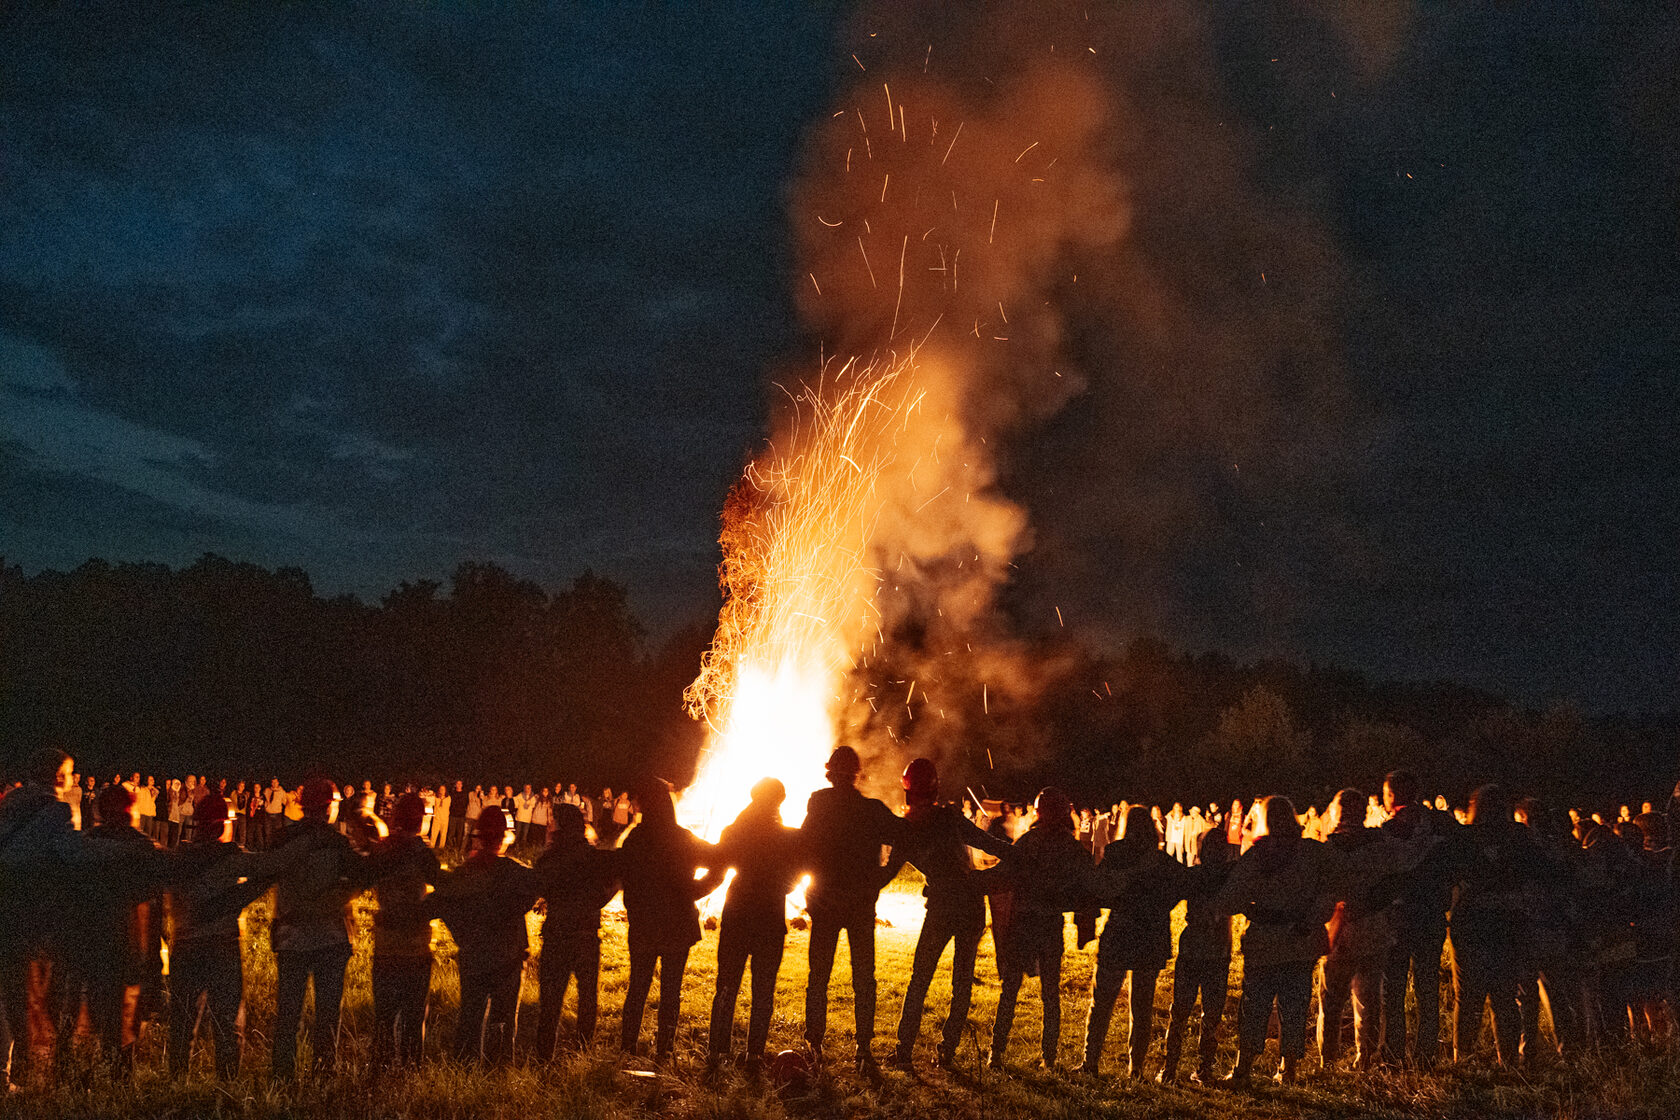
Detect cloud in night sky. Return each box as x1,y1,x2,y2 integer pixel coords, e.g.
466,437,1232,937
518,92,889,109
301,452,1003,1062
1,1,1676,710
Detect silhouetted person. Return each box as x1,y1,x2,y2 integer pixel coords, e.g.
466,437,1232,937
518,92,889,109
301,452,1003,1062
534,803,622,1058
1318,788,1399,1070
1216,795,1344,1085
369,793,441,1065
708,778,806,1073
430,806,539,1065
1160,828,1236,1084
1451,784,1547,1066
0,747,80,1088
269,778,370,1080
166,791,310,1079
889,758,1012,1071
1379,768,1454,1067
67,783,169,1074
1080,803,1193,1079
618,782,724,1060
989,787,1098,1071
1519,807,1587,1060
801,745,903,1075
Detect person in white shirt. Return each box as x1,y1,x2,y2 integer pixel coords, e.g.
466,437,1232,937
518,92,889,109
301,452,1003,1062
514,784,536,845
136,776,159,839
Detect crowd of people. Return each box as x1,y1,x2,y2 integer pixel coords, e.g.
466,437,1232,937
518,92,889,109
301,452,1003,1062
0,743,1675,1092
46,773,640,852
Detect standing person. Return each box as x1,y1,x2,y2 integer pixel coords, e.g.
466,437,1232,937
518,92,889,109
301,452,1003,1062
1184,806,1206,866
1080,804,1194,1079
166,791,304,1080
464,785,484,855
613,792,633,836
1379,769,1454,1068
708,778,806,1074
594,789,614,844
67,784,170,1074
1160,828,1237,1084
1164,803,1186,864
889,759,1013,1071
137,777,159,841
431,785,453,852
801,746,902,1075
268,779,369,1081
368,794,441,1065
1317,788,1401,1071
988,787,1099,1071
533,803,622,1058
1215,796,1344,1086
180,776,199,844
514,785,536,847
1451,784,1547,1067
264,779,287,849
229,781,247,848
0,748,80,1089
245,785,265,849
1091,805,1116,865
530,788,551,849
617,782,724,1061
165,778,185,848
66,774,85,831
429,807,539,1065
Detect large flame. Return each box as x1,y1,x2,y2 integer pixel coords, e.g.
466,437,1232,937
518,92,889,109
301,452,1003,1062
677,15,1124,846
678,354,921,841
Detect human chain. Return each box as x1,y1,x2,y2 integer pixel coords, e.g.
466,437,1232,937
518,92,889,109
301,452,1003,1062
0,745,1673,1089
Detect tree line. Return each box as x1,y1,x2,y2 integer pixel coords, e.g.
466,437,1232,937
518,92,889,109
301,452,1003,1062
1,554,1672,807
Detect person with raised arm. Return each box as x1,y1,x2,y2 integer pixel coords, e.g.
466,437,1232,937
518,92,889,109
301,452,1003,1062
889,758,1013,1072
801,745,903,1077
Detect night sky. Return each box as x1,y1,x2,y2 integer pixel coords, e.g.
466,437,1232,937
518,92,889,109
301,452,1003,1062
2,2,1676,713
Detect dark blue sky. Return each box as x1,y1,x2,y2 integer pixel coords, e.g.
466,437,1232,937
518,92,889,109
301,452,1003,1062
2,2,1676,712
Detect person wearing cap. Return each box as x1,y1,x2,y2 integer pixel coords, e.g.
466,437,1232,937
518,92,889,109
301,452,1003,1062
65,782,170,1074
988,786,1099,1072
801,744,904,1076
707,777,807,1074
268,776,372,1080
368,792,442,1065
533,802,622,1058
429,805,539,1065
617,781,725,1061
888,757,1014,1071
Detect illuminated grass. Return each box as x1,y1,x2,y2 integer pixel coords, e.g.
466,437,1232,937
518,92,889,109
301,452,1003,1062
10,867,1678,1119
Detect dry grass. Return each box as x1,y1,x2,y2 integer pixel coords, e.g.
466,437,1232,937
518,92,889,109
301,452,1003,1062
6,867,1678,1119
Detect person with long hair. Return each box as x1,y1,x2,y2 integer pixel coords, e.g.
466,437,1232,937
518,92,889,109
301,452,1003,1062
1216,795,1343,1084
617,781,724,1061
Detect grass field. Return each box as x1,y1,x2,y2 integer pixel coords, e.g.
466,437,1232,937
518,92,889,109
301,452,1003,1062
6,865,1678,1119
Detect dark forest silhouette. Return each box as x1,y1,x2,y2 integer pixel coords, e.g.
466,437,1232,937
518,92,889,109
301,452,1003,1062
1,554,1673,807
